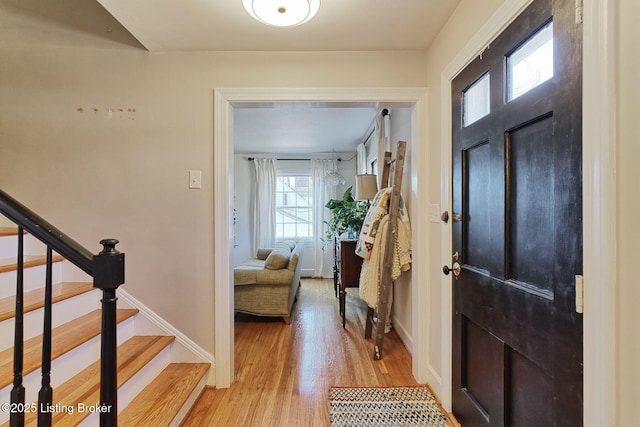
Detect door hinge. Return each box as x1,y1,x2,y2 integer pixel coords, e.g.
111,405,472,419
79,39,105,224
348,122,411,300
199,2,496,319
575,0,584,25
575,275,584,314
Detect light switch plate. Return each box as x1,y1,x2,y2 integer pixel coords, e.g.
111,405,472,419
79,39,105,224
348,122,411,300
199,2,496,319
189,170,202,189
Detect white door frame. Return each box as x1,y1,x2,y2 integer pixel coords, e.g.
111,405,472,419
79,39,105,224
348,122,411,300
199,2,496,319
438,0,617,424
213,88,429,388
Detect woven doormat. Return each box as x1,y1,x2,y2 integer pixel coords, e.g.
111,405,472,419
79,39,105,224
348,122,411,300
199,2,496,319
329,386,449,427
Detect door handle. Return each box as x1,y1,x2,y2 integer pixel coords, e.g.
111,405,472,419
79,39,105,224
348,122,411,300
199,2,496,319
443,262,461,277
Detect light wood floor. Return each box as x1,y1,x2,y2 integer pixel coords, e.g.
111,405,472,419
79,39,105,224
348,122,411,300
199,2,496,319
183,278,444,427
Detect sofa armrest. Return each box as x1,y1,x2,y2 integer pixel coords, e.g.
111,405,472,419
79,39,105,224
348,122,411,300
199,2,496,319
234,266,259,286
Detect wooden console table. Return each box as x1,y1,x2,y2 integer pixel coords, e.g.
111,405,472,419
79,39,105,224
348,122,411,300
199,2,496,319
333,238,363,328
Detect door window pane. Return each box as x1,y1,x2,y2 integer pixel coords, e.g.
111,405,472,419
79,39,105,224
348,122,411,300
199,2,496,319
463,72,490,127
508,21,554,101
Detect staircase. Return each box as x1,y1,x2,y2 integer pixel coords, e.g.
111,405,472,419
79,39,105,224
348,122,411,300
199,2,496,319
0,216,211,425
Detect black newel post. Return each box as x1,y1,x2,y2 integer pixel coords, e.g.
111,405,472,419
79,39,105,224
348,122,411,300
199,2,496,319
93,239,125,427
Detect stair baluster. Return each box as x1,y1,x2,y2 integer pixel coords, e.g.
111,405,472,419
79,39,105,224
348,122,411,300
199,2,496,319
37,248,54,426
10,227,25,427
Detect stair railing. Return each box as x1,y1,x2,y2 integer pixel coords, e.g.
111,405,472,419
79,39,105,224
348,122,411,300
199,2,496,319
0,189,124,427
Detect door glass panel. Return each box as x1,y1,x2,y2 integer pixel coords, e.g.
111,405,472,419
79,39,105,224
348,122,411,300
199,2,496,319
507,21,553,101
463,72,490,127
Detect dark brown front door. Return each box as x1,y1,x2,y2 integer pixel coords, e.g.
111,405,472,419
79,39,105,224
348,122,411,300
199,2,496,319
451,0,583,425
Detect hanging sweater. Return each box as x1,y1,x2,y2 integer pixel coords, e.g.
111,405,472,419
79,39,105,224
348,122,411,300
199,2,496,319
356,188,411,259
358,213,412,309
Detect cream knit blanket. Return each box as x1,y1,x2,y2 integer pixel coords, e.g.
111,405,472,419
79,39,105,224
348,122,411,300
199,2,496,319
358,214,412,309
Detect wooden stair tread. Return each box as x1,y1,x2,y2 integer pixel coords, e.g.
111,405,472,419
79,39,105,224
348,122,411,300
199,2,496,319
11,336,175,427
0,308,138,389
0,254,64,274
0,281,94,322
0,228,23,237
120,363,210,427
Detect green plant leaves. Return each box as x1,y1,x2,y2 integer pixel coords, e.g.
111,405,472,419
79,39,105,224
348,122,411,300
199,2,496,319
323,186,367,247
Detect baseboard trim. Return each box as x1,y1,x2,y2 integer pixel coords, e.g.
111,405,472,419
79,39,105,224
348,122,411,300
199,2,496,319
118,289,216,385
391,314,413,355
428,364,443,389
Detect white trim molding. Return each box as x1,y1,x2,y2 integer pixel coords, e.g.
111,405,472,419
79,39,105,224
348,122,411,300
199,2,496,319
582,0,617,425
213,87,429,388
213,89,235,388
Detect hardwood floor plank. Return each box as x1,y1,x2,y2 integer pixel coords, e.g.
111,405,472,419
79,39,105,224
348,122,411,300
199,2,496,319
182,278,422,427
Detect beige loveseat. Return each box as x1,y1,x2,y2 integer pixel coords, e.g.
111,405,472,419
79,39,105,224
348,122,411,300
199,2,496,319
233,239,306,324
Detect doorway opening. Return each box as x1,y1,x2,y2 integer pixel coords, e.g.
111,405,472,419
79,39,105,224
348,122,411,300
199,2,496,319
213,88,428,388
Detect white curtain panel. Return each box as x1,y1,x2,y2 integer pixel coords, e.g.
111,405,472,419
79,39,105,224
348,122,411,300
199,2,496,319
253,158,277,255
312,159,337,278
375,115,387,189
356,143,367,174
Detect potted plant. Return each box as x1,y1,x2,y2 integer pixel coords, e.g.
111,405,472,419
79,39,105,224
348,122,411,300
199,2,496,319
323,186,368,246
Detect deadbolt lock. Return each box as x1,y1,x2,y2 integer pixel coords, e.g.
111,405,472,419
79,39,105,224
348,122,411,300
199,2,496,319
443,262,461,278
444,251,462,278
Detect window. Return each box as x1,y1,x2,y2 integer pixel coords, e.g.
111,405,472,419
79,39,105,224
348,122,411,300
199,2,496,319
463,72,491,127
507,21,554,101
275,174,313,240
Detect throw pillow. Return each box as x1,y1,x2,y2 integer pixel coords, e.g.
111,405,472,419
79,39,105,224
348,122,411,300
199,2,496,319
264,246,291,270
256,248,272,260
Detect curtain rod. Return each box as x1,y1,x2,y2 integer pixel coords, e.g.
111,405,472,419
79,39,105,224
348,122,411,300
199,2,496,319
247,157,342,162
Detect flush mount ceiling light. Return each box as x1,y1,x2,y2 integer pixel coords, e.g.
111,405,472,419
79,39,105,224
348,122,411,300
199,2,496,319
242,0,320,27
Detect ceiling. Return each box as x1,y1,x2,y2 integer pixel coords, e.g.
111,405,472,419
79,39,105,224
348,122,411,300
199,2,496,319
233,105,385,155
96,0,460,52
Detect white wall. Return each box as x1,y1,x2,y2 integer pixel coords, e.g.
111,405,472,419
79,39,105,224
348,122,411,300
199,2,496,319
336,155,358,207
387,108,414,347
232,155,253,267
0,2,428,358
